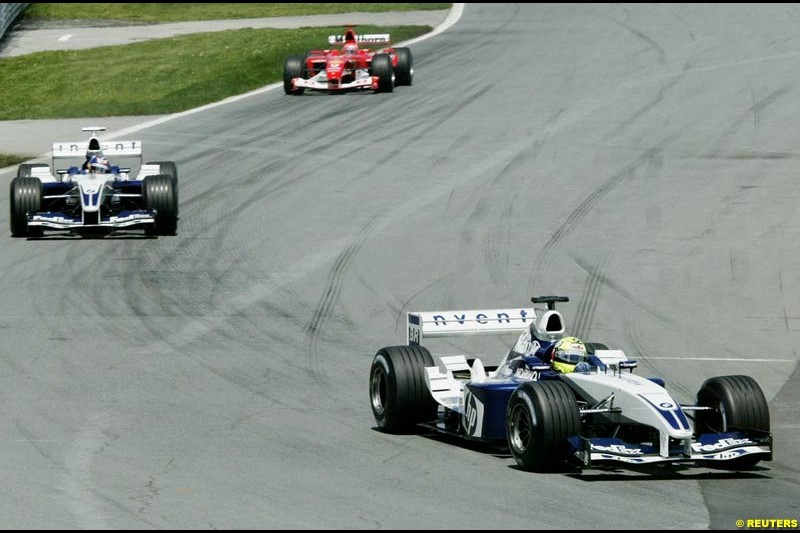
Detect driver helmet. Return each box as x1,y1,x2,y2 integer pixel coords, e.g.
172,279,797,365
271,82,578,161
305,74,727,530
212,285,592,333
343,42,358,55
88,155,110,174
551,336,587,373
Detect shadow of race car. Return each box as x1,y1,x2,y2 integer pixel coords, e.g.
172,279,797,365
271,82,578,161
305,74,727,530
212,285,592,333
283,25,413,95
9,126,179,238
369,296,773,472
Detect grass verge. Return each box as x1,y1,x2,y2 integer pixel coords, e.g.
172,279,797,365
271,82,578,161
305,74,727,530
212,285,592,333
22,3,450,24
0,154,32,168
0,25,431,120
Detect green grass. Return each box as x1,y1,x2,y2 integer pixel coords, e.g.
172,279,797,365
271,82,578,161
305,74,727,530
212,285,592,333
0,24,431,120
0,154,32,168
0,3,447,163
23,3,451,23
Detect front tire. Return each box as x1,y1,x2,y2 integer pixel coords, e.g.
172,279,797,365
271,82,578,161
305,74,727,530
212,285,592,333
283,55,305,95
694,375,770,469
394,47,413,86
369,345,437,433
506,380,580,472
371,53,394,93
143,174,178,236
146,161,179,215
10,177,43,238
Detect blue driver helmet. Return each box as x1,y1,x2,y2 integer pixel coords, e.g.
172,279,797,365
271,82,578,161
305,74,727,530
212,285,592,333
88,155,110,174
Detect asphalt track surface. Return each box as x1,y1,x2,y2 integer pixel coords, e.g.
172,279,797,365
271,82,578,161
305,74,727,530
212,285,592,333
0,3,799,529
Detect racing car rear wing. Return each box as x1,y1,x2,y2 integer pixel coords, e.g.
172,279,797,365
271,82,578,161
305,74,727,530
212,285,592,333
407,308,536,345
51,140,143,158
328,34,391,45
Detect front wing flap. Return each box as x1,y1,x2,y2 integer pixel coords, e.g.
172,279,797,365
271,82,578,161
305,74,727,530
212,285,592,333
293,76,378,91
28,211,156,230
570,431,773,466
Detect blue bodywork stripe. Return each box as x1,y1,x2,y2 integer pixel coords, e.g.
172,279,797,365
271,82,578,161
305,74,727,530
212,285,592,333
639,395,687,431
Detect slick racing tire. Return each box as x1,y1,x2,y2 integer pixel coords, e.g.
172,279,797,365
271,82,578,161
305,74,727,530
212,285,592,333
394,47,414,86
9,177,43,238
146,161,179,215
506,380,580,472
283,55,305,95
694,375,770,469
371,53,394,93
143,174,178,236
370,345,437,433
16,163,49,178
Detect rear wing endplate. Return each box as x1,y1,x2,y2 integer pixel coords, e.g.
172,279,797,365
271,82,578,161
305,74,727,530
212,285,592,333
407,308,536,345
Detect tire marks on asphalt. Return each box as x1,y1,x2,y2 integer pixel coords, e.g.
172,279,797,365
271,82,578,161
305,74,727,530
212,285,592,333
604,62,689,141
622,311,695,400
528,137,676,294
569,249,612,340
479,140,545,290
306,216,379,384
704,86,791,158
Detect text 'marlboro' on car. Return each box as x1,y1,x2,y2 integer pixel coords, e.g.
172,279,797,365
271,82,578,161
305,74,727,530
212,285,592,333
283,25,413,95
369,296,773,472
9,127,178,239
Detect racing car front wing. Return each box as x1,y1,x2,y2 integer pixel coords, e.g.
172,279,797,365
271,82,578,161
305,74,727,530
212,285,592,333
570,431,773,466
28,211,156,230
293,75,378,92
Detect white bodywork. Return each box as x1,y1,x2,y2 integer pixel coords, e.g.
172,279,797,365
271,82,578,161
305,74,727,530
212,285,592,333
409,303,771,466
563,362,693,457
414,306,543,417
25,127,162,230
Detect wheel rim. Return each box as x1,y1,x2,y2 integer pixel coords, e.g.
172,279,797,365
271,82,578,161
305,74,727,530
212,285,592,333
509,402,533,453
712,400,728,432
370,365,387,417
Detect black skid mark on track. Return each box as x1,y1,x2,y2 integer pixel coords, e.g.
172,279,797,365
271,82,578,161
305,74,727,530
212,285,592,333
604,62,689,141
622,312,695,400
571,254,680,331
528,138,675,293
306,216,380,385
705,86,791,158
571,254,753,380
569,249,612,340
481,144,544,289
393,277,448,338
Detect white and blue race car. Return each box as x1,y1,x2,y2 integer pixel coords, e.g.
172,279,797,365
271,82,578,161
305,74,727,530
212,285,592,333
9,127,178,238
369,296,773,472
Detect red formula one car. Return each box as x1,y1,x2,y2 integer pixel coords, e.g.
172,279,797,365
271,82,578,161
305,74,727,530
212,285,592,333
283,26,413,95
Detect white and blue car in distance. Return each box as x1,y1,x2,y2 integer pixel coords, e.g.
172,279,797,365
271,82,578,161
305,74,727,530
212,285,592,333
9,127,178,238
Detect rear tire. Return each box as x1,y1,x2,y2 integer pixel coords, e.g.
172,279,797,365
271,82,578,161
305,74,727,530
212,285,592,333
10,177,43,238
283,55,305,95
695,375,770,469
369,345,437,433
17,163,48,178
585,342,608,354
506,380,580,472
